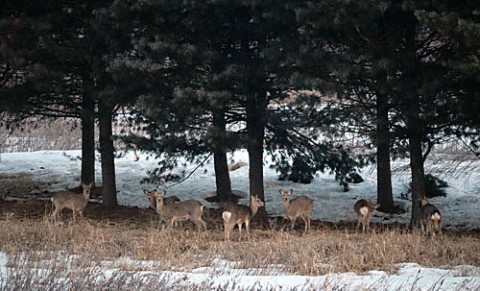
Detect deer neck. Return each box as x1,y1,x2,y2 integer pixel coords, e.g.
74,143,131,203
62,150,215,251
83,189,91,200
156,197,166,213
148,196,157,209
250,203,260,217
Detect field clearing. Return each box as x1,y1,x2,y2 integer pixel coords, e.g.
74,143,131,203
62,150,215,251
1,122,480,290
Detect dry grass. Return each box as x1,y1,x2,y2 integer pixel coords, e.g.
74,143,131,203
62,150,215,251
1,201,479,277
1,199,480,291
1,174,480,277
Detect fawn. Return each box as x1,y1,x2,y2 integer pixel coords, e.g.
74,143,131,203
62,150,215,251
144,189,207,231
222,195,264,241
51,182,93,221
353,199,379,232
418,197,442,237
279,189,314,234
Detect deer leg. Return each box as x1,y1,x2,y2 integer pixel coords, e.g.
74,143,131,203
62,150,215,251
199,218,207,231
224,223,235,241
52,205,63,219
194,218,207,232
306,216,311,233
238,223,243,241
302,215,310,234
245,221,251,241
356,216,361,232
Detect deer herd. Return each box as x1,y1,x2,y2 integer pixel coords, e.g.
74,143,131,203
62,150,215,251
50,183,443,240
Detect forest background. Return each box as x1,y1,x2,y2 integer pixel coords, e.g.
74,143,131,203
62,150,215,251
1,0,479,227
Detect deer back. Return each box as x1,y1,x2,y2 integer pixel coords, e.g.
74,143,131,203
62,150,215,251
286,196,313,216
419,203,441,220
354,199,379,217
223,195,264,223
158,198,204,220
280,189,313,216
52,183,92,211
223,204,252,223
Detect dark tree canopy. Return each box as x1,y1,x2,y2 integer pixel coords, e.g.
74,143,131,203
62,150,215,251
1,0,478,219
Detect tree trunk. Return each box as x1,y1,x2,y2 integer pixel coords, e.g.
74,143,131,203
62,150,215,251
407,98,426,229
212,110,233,200
81,94,95,186
375,93,395,213
98,100,117,209
403,8,425,229
246,89,268,225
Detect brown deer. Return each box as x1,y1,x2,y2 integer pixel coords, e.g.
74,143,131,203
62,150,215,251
51,182,93,221
418,197,442,237
279,189,314,234
353,199,380,232
145,189,180,209
144,189,207,231
222,195,264,241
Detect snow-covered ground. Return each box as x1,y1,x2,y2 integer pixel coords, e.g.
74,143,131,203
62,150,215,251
1,150,479,290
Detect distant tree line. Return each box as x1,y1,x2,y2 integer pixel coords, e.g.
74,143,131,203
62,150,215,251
1,0,479,227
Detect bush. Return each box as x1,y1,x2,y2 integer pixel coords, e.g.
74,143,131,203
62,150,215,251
405,174,448,198
278,157,315,184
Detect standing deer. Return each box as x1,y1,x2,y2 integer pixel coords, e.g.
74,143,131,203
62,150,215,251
145,190,180,209
222,195,264,241
353,199,380,232
279,189,314,234
418,197,442,237
51,182,93,221
144,189,207,231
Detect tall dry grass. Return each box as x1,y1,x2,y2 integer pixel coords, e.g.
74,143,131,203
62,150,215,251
0,213,479,276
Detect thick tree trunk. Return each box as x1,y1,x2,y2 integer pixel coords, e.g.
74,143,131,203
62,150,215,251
81,94,95,186
212,111,233,200
375,93,395,213
246,89,268,225
403,9,425,229
407,98,426,229
98,100,117,209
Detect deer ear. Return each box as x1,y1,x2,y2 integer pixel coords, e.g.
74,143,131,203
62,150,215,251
289,189,294,194
278,189,282,194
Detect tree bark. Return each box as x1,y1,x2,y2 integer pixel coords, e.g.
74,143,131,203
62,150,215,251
212,110,234,200
81,94,95,186
403,7,425,229
98,100,117,209
407,97,426,229
375,92,395,212
246,88,268,225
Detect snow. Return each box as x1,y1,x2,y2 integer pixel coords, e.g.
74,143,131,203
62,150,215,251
1,149,479,290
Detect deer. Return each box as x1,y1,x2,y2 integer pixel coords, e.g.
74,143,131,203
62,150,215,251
222,194,264,241
145,189,180,209
353,199,380,232
418,197,442,237
144,189,207,231
51,182,93,221
279,189,314,234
